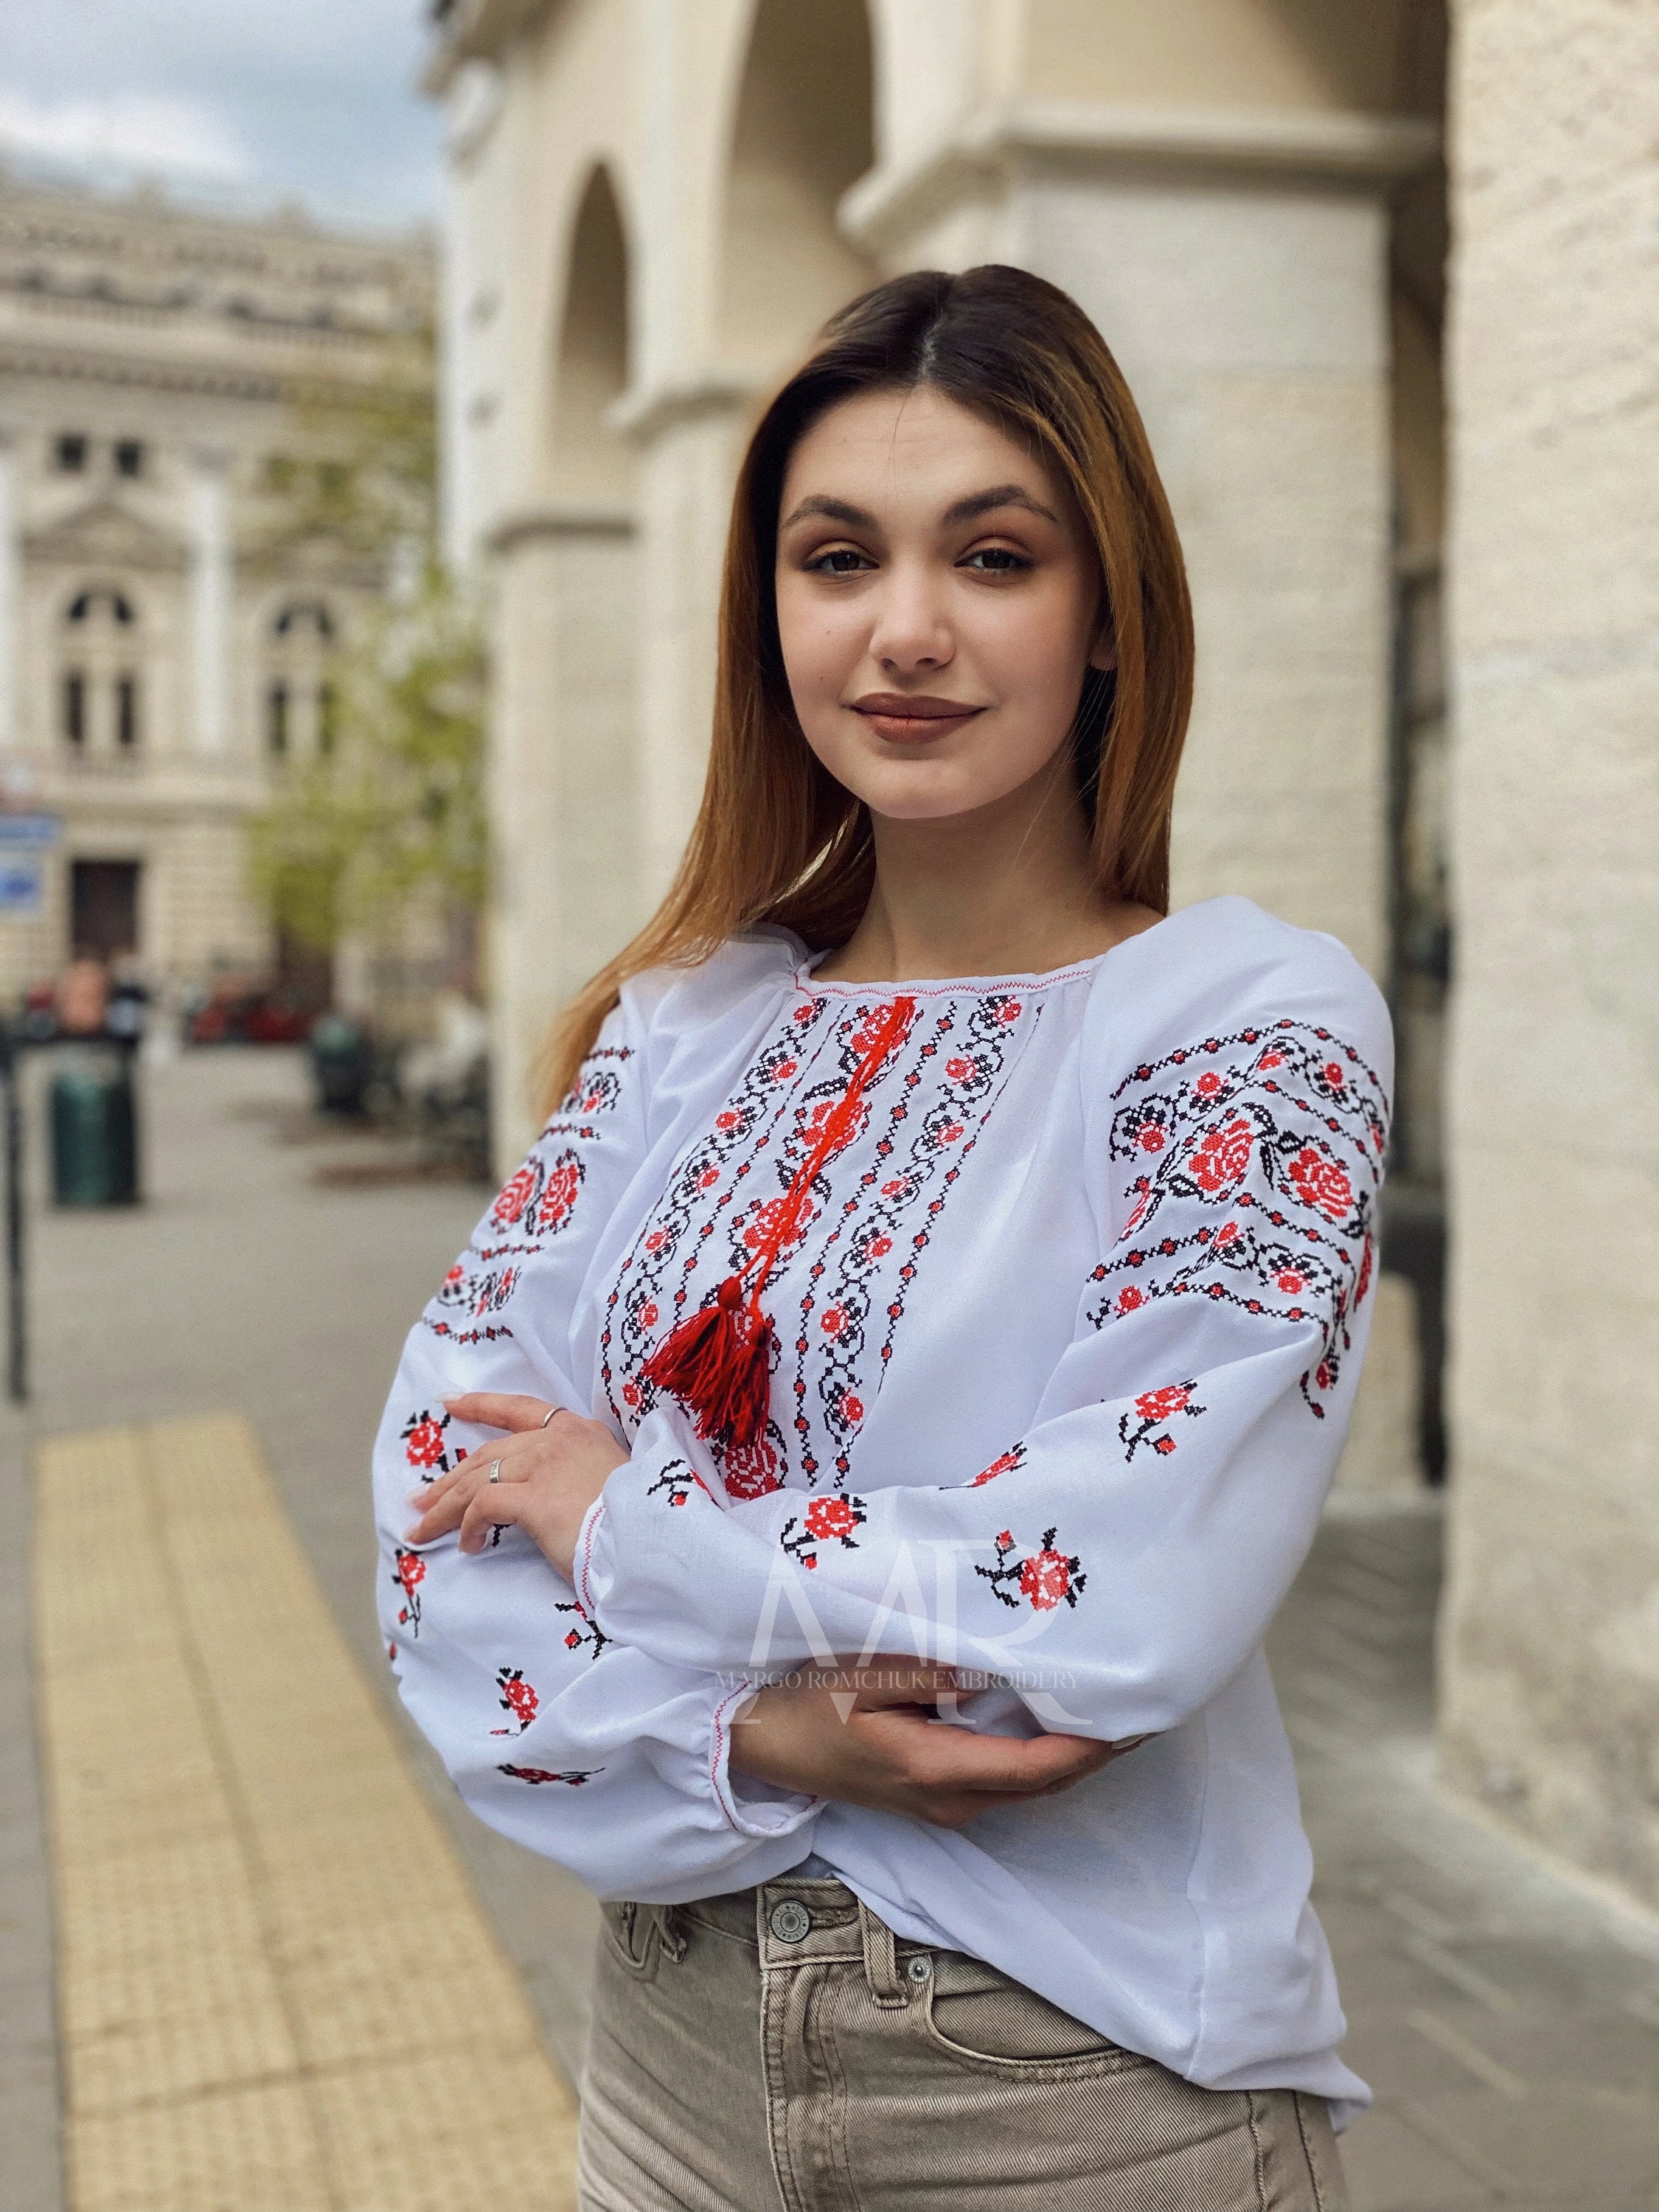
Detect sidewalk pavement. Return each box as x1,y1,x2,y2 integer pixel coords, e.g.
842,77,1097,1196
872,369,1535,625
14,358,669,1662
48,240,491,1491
2,1046,1657,2210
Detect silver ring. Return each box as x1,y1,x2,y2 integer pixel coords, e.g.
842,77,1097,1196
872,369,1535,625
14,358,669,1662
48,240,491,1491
539,1406,561,1430
488,1459,504,1484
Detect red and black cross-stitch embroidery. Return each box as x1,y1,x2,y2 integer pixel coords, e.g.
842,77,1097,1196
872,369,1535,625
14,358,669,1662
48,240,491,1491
1119,1382,1206,1461
1093,1019,1387,1416
402,1406,467,1478
647,1459,713,1509
554,1043,632,1121
497,1762,601,1786
780,1491,866,1569
977,1526,1086,1613
483,1146,585,1248
423,1257,520,1342
966,1442,1028,1487
601,987,1033,1494
490,1666,539,1736
598,995,830,1450
556,1596,611,1656
392,1548,425,1636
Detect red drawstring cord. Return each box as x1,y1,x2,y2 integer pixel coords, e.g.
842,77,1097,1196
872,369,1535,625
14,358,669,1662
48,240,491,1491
641,993,917,1450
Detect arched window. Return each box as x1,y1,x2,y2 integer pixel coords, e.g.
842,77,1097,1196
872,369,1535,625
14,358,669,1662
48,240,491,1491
59,584,142,757
718,0,876,372
550,167,633,504
266,600,338,760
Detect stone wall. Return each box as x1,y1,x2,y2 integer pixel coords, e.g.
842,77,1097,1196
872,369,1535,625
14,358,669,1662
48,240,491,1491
1439,0,1659,1905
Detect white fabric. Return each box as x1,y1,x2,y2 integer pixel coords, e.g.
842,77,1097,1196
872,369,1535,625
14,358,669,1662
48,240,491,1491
372,897,1389,2121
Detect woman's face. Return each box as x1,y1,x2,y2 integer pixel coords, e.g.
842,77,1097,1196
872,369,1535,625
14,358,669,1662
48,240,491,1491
773,385,1110,823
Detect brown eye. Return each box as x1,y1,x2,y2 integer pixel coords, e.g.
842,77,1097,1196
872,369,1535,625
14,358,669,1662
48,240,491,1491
961,546,1032,573
807,548,875,575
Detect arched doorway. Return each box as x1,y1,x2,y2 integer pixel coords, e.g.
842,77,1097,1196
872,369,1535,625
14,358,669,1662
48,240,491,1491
718,0,877,372
551,167,633,504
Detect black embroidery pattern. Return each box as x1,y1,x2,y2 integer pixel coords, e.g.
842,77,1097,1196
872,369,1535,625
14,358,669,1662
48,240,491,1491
556,1597,611,1657
420,1040,630,1343
1091,1021,1387,1416
976,1525,1086,1613
1118,1382,1207,1461
598,992,831,1450
779,1492,867,1568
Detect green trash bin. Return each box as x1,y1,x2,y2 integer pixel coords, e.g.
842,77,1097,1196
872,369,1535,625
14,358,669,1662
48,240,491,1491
51,1047,139,1206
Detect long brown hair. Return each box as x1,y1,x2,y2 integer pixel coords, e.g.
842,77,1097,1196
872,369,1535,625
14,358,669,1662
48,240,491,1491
539,263,1193,1110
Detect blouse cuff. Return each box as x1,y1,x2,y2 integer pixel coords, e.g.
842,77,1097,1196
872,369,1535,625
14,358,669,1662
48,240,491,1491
709,1681,819,1840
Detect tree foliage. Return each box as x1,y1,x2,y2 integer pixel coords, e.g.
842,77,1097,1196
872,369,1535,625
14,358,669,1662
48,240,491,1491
248,326,487,953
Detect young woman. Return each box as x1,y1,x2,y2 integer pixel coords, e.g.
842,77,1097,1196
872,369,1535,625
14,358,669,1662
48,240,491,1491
377,265,1382,2210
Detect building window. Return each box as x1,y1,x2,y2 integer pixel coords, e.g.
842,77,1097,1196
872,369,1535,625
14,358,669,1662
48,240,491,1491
114,439,146,479
317,681,338,756
268,683,289,756
116,675,139,750
63,672,86,747
55,434,88,473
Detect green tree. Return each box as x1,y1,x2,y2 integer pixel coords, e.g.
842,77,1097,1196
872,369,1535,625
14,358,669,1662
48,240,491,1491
248,327,487,963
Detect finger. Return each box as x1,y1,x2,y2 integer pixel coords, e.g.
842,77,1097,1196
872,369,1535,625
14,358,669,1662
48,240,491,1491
407,1455,527,1541
457,1482,529,1555
873,1714,1109,1797
442,1391,560,1434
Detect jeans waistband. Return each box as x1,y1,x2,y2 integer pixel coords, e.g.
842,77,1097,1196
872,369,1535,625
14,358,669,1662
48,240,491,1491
660,1877,925,2006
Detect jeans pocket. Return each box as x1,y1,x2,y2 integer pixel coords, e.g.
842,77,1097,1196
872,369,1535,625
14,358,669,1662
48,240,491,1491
599,1899,661,1982
919,1952,1147,2076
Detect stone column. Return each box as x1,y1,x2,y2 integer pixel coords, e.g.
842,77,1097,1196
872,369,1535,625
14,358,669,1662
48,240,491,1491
486,507,641,1168
188,448,232,755
614,380,757,910
0,425,18,753
1438,1,1659,1908
844,106,1436,982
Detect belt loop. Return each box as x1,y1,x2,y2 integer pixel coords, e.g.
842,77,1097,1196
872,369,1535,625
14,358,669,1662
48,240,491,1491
858,1900,907,2007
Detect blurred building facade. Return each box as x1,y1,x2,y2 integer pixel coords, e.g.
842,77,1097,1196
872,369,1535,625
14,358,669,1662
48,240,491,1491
0,177,433,1001
424,0,1658,1921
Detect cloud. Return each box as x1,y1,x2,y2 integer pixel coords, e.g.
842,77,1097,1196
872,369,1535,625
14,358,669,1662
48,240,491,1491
0,88,254,184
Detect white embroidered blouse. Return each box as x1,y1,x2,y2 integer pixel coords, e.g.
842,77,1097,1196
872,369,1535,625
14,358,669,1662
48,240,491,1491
373,896,1389,2118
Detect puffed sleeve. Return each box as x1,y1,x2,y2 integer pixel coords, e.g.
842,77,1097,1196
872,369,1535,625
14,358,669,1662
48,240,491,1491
372,988,818,1902
577,930,1393,1743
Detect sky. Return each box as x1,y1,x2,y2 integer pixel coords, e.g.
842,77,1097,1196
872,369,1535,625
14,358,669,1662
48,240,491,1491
0,0,442,234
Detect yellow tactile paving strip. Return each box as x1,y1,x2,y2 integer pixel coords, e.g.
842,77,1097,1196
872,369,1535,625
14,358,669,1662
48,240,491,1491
34,1415,580,2212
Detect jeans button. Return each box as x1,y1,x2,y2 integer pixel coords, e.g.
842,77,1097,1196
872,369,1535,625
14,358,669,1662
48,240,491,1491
907,1952,932,1984
769,1899,811,1944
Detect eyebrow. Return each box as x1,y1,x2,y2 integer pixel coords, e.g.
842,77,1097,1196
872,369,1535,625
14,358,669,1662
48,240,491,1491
779,483,1060,533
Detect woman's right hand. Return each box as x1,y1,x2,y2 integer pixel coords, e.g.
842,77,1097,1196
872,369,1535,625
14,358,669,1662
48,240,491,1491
728,1658,1133,1830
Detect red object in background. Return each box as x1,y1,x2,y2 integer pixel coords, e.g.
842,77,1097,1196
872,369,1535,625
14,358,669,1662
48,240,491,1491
187,977,316,1046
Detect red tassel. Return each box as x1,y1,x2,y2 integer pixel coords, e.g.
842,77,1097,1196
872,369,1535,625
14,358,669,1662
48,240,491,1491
641,995,916,1452
641,1276,776,1449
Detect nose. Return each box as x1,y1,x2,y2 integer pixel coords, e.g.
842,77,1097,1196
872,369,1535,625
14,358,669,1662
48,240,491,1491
866,558,955,675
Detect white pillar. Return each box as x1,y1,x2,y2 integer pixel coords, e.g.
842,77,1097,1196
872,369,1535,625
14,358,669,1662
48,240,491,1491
615,380,756,907
0,425,18,753
189,448,233,755
486,507,642,1168
1439,0,1659,1910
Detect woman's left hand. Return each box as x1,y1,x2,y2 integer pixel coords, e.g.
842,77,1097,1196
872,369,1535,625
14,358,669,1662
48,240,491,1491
406,1393,629,1582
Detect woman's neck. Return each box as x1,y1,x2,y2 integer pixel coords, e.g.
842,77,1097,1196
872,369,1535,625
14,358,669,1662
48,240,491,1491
815,771,1161,984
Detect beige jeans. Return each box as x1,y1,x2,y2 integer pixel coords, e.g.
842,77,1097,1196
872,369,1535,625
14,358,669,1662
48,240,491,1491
577,1875,1349,2212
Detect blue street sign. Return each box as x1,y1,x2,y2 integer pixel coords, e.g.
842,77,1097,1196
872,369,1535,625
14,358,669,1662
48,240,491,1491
0,815,60,849
0,860,42,914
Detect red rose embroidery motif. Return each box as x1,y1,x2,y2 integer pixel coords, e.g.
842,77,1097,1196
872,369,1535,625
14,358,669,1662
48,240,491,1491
491,1666,539,1736
537,1158,582,1232
722,1438,782,1500
946,1056,976,1080
782,1490,867,1566
1287,1146,1352,1222
1119,1381,1206,1463
841,1393,865,1425
969,1444,1026,1487
978,1525,1085,1613
402,1408,453,1474
1116,1286,1144,1315
392,1549,425,1635
1189,1117,1253,1194
492,1164,537,1227
1195,1071,1222,1098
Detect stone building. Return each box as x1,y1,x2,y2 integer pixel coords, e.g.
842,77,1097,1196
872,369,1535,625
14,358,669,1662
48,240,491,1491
0,175,434,1004
422,0,1658,1921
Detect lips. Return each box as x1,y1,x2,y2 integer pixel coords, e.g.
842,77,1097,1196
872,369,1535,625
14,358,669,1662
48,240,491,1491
849,692,986,743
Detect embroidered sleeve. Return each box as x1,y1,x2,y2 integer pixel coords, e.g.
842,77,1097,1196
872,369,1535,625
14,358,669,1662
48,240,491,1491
578,947,1393,1742
372,991,818,1894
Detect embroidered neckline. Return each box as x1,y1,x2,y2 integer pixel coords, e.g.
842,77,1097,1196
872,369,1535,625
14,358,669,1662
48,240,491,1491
793,949,1110,998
